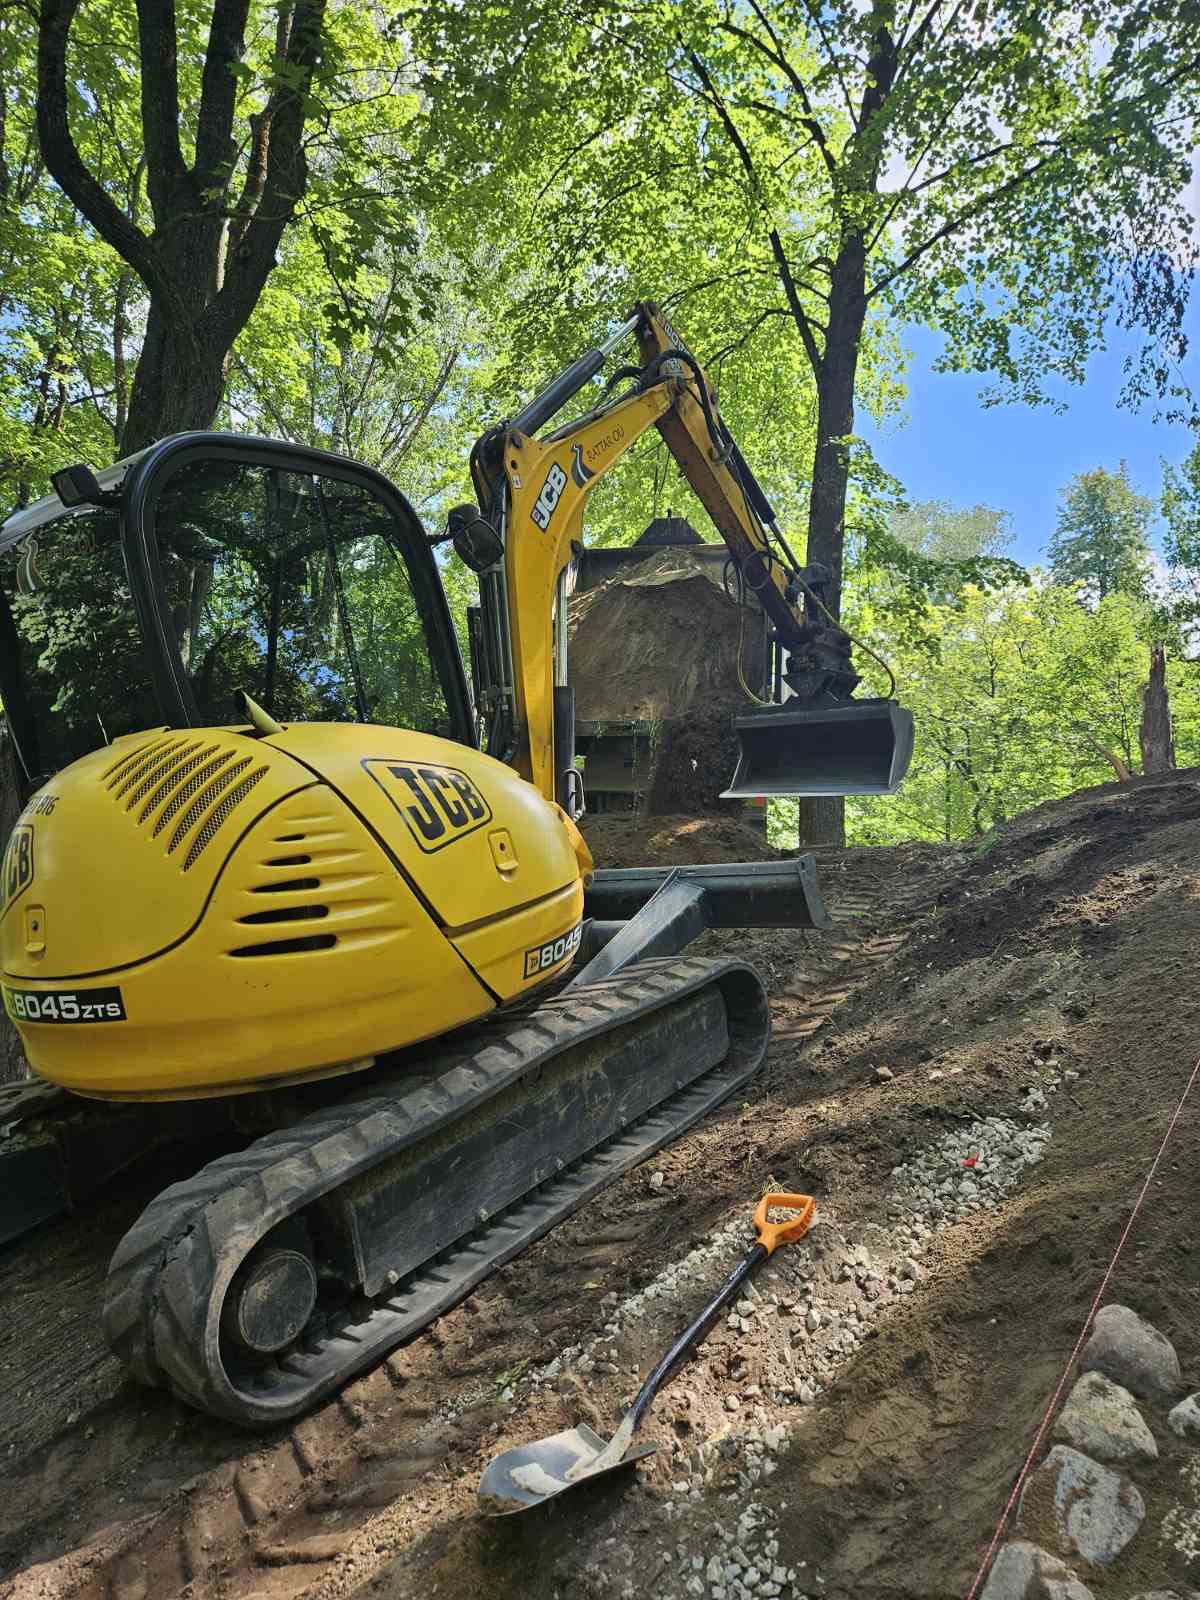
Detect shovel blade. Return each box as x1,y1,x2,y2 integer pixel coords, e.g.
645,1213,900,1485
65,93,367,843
722,698,914,799
477,1423,656,1516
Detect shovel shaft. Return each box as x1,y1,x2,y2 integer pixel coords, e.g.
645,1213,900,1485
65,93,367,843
627,1241,768,1433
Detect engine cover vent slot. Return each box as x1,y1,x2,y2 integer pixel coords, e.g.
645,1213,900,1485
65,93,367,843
151,748,231,835
252,876,321,894
102,736,165,786
265,855,312,867
237,905,329,927
110,738,194,803
182,767,269,869
230,933,337,958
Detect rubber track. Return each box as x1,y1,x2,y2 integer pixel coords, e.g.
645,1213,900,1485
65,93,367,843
103,955,768,1426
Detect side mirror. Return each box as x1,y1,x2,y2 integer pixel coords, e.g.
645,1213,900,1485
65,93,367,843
446,505,504,574
51,463,118,510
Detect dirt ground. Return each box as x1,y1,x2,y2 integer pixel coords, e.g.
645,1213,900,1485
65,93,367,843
6,775,1200,1599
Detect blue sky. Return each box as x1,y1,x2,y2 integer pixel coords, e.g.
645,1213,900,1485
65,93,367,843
860,306,1200,567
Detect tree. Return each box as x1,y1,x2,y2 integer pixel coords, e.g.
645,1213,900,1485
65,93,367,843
889,501,1013,564
1160,440,1200,631
1048,463,1154,602
0,4,133,507
33,0,438,455
417,0,1199,842
1139,644,1176,773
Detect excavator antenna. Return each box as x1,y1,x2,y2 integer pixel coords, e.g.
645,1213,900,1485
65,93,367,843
722,698,915,800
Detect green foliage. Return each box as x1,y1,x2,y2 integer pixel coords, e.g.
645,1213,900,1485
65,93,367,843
889,501,1014,564
1048,463,1155,602
415,0,1199,575
1161,441,1200,627
770,578,1196,849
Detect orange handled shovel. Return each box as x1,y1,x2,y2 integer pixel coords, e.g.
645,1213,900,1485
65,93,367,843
478,1192,815,1515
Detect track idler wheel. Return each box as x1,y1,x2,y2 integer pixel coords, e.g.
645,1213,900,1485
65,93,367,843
221,1227,318,1357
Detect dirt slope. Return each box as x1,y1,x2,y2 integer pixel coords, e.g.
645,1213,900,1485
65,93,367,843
6,775,1200,1599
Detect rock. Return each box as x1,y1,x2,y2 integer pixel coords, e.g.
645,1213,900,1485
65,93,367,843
1169,1393,1200,1440
805,1308,821,1332
805,1221,847,1282
725,1394,740,1413
1127,1593,1200,1600
649,1170,665,1191
979,1540,1094,1599
874,1065,895,1081
1020,1446,1145,1566
1080,1304,1183,1406
1052,1372,1158,1465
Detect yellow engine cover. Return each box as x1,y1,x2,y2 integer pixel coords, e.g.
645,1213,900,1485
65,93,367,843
0,724,590,1100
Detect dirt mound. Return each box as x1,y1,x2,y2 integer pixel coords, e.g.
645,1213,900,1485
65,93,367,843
568,556,760,724
581,810,775,869
646,706,743,814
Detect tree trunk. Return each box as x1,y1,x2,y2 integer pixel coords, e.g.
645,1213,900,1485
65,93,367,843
1139,644,1176,774
120,299,229,454
0,731,30,1085
798,235,868,847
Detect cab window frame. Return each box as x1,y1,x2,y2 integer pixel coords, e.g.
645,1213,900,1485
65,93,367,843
120,433,475,747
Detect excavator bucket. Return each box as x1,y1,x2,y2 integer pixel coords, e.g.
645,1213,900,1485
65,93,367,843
721,699,915,799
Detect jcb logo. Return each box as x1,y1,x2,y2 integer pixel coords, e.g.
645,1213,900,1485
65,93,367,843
2,825,33,910
531,461,567,530
364,760,493,854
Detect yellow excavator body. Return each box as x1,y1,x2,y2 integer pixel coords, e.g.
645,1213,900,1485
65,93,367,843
1,725,590,1099
0,299,909,1423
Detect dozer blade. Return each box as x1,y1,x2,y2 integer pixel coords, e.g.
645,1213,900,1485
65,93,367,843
721,698,914,799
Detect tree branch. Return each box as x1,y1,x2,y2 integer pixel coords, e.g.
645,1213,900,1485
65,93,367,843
718,10,837,179
688,50,826,377
228,0,290,250
865,148,1063,300
205,0,326,348
800,0,858,129
193,0,251,189
134,0,186,224
769,228,824,375
37,0,172,304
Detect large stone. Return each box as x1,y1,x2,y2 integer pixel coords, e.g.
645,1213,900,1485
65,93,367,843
979,1541,1094,1599
1052,1371,1158,1465
1020,1446,1145,1566
1080,1304,1183,1406
1169,1394,1200,1440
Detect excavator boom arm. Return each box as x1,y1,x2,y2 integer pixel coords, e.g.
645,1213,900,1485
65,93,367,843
462,299,910,806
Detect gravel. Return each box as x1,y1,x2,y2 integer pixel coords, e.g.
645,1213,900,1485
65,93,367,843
519,1111,1054,1598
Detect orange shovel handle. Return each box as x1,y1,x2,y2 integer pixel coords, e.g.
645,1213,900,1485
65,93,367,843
753,1192,816,1256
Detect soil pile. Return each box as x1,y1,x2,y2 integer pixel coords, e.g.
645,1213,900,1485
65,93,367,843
581,809,775,869
8,774,1200,1600
568,553,760,725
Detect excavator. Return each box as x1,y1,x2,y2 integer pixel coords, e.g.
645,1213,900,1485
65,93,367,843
0,301,912,1426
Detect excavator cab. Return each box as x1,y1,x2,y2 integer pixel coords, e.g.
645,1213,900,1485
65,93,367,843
0,434,476,802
